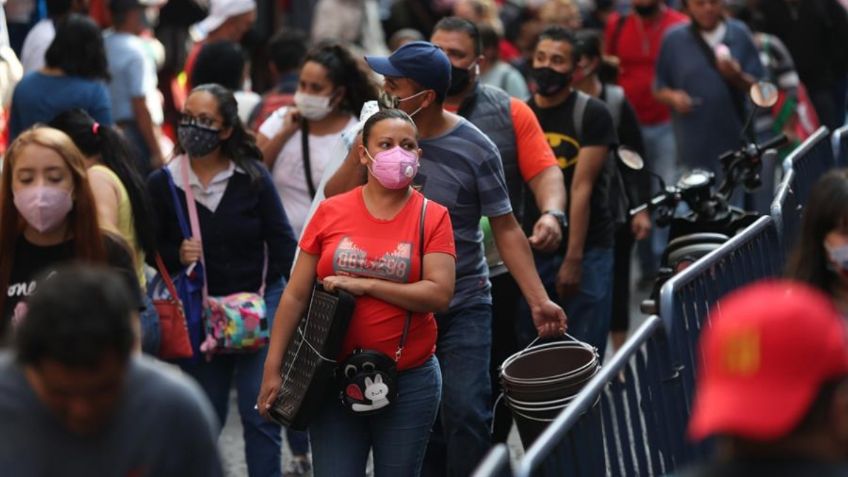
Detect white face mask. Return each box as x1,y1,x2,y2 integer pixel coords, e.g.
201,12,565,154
294,91,335,121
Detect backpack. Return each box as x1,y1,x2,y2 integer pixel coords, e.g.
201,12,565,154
572,89,631,227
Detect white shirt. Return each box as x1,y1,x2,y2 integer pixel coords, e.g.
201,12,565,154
700,21,728,50
168,157,241,213
20,19,53,74
235,90,261,125
258,107,356,237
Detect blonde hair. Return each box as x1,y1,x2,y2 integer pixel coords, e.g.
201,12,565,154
454,0,504,35
0,126,107,315
538,0,582,30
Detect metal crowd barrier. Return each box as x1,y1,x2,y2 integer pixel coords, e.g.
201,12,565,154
657,216,782,418
518,315,687,477
770,168,802,256
473,445,514,477
475,215,784,477
833,125,848,168
782,126,832,206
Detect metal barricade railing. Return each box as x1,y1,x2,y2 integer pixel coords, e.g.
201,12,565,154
833,125,848,168
658,216,782,420
472,444,514,477
475,217,784,477
770,168,802,255
783,126,832,206
507,315,687,477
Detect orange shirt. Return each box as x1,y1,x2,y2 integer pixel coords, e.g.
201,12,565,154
300,187,456,371
446,96,557,182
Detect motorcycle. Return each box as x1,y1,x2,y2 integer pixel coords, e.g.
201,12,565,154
624,82,788,315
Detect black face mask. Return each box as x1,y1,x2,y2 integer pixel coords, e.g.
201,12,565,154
178,124,221,157
532,67,572,97
634,3,660,17
447,64,473,96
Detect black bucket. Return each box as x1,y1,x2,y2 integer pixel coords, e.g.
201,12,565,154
499,337,599,448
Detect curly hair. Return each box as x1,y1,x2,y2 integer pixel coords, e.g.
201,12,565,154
302,42,379,115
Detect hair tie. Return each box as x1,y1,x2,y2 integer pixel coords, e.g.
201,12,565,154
92,122,100,135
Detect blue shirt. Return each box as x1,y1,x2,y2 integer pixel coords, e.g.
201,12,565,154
104,31,162,124
414,118,512,310
9,72,113,140
655,19,764,174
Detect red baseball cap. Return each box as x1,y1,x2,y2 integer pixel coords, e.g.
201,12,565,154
689,280,848,441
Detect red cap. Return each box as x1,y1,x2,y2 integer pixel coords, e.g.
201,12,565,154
688,280,848,441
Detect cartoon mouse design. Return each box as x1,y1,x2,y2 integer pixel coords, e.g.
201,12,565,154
351,375,391,412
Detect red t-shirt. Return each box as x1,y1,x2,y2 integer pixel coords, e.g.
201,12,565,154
604,8,689,125
299,187,456,371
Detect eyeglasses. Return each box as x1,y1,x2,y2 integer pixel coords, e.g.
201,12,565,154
179,113,221,130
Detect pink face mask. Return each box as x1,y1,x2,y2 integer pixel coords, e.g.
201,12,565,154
367,146,420,190
13,185,73,233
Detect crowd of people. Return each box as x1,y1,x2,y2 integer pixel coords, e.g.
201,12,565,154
1,0,847,476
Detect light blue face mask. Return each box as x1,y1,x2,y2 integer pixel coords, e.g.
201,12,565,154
826,244,848,272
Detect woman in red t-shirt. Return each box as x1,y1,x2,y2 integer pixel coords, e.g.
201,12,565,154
259,109,457,476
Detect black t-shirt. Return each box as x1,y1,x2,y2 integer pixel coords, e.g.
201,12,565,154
3,235,143,338
527,91,618,250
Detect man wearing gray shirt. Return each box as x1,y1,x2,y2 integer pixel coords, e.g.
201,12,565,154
0,265,222,477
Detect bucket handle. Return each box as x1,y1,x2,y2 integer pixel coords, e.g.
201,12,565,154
516,332,581,361
491,333,582,434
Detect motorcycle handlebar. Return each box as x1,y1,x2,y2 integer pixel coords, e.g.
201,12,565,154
630,189,676,217
759,133,789,152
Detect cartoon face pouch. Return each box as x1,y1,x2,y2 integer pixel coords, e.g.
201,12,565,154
336,199,428,416
338,349,398,415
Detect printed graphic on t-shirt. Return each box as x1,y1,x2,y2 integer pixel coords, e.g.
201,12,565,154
332,236,413,283
545,132,581,170
7,280,36,300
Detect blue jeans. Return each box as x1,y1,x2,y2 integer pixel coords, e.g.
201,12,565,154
527,249,614,359
310,356,442,477
180,278,286,477
639,122,678,277
140,294,161,356
423,303,493,477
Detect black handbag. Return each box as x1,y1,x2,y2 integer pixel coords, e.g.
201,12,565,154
268,283,356,430
337,198,428,415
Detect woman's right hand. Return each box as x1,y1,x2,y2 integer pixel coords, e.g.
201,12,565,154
257,371,283,418
280,107,301,137
179,238,202,266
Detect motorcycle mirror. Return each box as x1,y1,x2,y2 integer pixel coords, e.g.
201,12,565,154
749,81,779,108
618,146,644,170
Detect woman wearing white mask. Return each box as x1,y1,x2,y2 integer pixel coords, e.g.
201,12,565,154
0,127,142,341
257,42,379,237
788,169,848,314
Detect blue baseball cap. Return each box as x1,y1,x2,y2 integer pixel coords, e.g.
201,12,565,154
365,41,451,102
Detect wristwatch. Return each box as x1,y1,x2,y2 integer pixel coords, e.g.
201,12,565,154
542,209,567,229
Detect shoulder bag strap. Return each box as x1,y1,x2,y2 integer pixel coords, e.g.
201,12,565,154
572,90,589,141
610,13,628,56
395,197,428,362
687,22,747,123
300,119,317,199
163,166,191,240
179,156,269,298
179,155,208,303
154,253,181,304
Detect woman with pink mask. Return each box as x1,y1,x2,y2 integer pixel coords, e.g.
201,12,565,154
0,127,141,341
258,109,457,476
